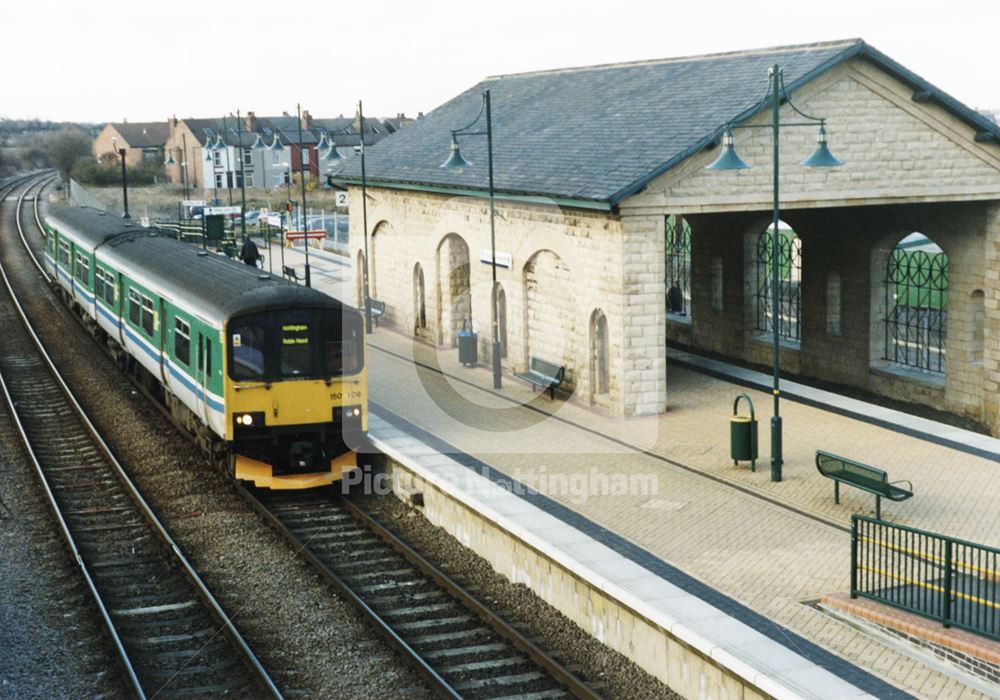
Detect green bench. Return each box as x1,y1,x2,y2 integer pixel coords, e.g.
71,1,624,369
282,264,304,283
815,450,913,519
513,356,565,399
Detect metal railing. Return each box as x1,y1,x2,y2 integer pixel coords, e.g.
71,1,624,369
852,515,1000,641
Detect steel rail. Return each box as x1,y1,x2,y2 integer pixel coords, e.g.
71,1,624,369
240,484,601,700
5,176,282,699
340,496,602,700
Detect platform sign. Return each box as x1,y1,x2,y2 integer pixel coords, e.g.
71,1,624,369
335,191,348,207
181,199,206,206
285,230,326,241
479,249,512,269
205,205,241,215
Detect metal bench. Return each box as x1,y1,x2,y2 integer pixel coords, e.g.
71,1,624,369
364,297,385,319
282,264,304,283
815,450,913,519
513,356,565,399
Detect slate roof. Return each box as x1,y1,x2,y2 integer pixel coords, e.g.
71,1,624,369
110,121,169,149
333,39,1000,208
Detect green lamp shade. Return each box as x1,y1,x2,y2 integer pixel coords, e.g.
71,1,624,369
706,127,750,170
801,126,843,167
440,136,472,171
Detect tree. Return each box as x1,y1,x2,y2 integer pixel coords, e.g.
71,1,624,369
44,130,92,182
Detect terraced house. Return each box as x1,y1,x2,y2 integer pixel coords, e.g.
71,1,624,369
338,39,1000,434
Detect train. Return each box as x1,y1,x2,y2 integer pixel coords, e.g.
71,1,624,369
42,206,367,489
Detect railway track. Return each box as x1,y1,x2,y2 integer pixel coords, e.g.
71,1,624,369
243,485,601,700
1,174,281,698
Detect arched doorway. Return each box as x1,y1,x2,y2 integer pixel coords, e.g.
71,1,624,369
589,309,609,402
370,221,392,300
436,234,471,346
522,249,576,391
413,263,427,336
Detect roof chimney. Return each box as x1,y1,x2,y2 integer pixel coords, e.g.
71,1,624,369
302,109,313,128
246,111,258,132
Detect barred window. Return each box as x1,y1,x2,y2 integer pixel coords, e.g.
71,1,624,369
756,223,801,342
884,233,947,373
665,215,691,318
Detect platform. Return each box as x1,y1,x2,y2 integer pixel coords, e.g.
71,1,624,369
277,240,1000,698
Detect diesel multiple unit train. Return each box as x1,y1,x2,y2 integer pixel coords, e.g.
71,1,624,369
43,206,367,489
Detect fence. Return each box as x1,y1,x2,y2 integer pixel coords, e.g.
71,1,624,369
852,515,1000,640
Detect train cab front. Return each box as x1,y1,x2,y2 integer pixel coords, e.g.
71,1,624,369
223,303,367,490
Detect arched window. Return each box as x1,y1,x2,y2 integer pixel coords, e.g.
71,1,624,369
413,263,426,331
884,233,947,372
665,215,692,318
590,309,609,396
756,222,801,342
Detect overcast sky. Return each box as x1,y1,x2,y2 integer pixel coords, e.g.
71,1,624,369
3,0,997,124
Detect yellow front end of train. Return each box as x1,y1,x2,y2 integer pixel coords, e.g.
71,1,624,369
221,306,368,489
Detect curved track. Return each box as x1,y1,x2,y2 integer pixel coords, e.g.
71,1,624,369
244,486,601,700
1,174,281,699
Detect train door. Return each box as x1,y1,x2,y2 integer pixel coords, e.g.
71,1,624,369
115,272,126,344
158,300,168,384
195,333,212,423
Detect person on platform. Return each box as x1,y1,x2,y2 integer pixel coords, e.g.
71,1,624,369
240,237,260,267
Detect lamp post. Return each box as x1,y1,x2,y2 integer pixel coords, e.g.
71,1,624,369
295,103,311,287
439,88,501,390
111,136,130,219
204,137,221,205
236,109,248,244
706,63,843,482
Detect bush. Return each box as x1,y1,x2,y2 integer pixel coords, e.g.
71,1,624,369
71,158,161,186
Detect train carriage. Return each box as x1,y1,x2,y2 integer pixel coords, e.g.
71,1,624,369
44,207,366,489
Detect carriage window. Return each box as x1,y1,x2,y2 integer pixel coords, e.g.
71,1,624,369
174,318,191,365
96,268,116,305
140,296,155,336
230,322,266,380
128,289,141,326
74,253,90,285
58,240,70,266
325,314,362,375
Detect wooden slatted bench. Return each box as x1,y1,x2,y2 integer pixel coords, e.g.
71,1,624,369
513,356,565,399
815,449,913,519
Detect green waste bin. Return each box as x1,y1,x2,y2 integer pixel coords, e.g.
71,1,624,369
730,393,758,472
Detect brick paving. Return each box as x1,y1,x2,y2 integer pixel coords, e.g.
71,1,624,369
282,243,998,698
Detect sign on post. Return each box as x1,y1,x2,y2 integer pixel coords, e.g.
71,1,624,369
479,249,513,269
335,191,348,207
204,205,242,216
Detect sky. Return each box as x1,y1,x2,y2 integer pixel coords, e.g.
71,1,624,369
3,0,998,124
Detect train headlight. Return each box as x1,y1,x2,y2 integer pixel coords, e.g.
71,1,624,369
240,413,254,426
234,412,264,430
351,407,361,417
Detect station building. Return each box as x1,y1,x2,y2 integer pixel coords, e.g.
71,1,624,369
340,39,1000,434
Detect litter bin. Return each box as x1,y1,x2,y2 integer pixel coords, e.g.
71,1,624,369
730,393,758,472
457,316,478,367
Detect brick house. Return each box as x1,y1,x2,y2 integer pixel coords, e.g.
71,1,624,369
93,121,170,168
337,39,1000,433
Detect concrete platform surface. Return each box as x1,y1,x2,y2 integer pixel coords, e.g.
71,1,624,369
275,241,1000,698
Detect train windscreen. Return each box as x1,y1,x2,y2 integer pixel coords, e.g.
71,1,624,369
228,308,363,381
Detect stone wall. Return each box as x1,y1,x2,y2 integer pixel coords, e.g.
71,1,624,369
349,187,653,414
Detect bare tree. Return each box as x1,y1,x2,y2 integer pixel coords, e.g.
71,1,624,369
44,129,92,182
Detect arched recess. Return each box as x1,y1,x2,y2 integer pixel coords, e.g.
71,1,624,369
522,249,576,391
971,289,984,364
413,262,427,335
754,219,801,342
589,309,609,402
355,250,366,309
494,283,508,359
883,232,948,373
436,234,471,347
370,220,392,300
